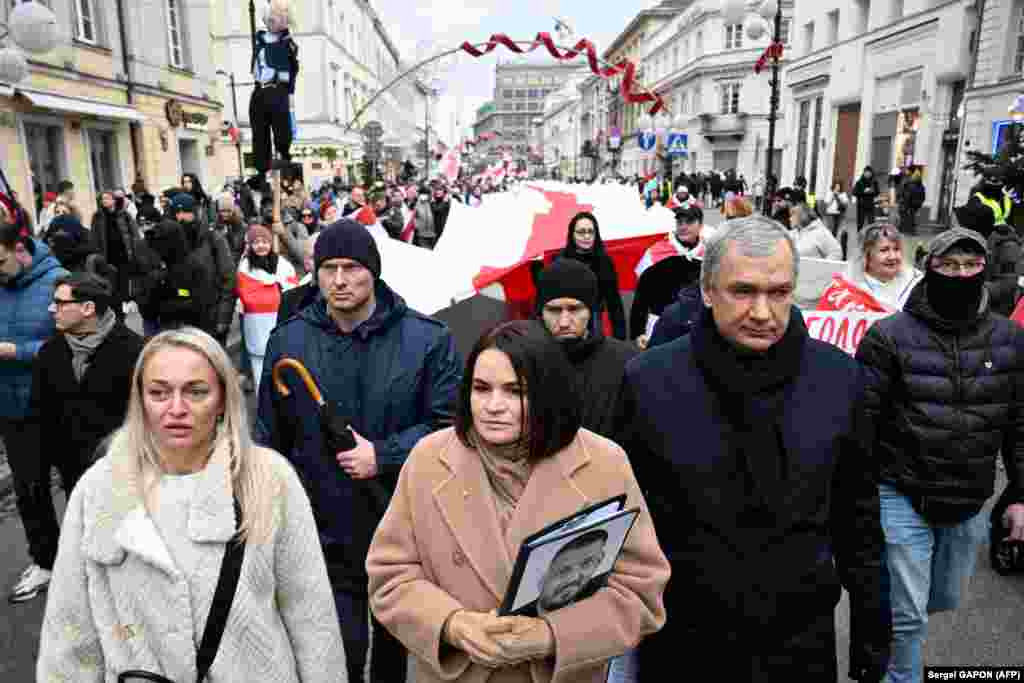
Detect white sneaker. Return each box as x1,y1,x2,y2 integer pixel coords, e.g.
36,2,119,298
12,563,36,589
9,564,51,604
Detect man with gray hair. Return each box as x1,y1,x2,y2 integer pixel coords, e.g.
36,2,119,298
856,227,1024,683
621,216,890,679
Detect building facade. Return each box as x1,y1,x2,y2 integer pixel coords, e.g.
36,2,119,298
211,0,426,186
541,78,584,179
482,61,582,172
781,0,976,218
641,0,793,182
1,0,228,225
602,2,689,177
952,0,1024,213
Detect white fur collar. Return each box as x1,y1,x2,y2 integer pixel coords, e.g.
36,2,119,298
81,440,237,574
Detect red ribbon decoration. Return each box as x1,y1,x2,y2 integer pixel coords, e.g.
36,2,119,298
460,32,665,115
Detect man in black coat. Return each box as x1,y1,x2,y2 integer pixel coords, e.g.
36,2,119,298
853,166,881,232
169,193,236,343
621,216,890,680
535,258,637,445
856,228,1024,683
16,273,143,603
629,206,705,346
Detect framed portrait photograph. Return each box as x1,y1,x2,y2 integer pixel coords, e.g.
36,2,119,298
499,500,640,617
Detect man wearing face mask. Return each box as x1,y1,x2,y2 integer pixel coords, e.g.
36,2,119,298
169,193,235,342
856,228,1024,683
535,258,637,444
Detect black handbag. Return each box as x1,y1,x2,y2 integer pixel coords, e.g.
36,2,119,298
119,497,246,683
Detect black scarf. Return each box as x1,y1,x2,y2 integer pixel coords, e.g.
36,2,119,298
691,305,807,516
249,251,279,275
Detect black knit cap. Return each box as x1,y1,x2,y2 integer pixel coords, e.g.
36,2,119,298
314,218,382,278
536,258,599,313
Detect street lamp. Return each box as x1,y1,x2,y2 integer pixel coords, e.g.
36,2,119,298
721,0,784,214
424,77,444,180
216,70,245,179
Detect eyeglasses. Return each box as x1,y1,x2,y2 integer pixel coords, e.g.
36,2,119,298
51,297,83,308
931,258,986,276
302,213,314,219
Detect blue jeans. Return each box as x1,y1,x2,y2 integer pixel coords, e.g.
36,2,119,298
879,484,989,683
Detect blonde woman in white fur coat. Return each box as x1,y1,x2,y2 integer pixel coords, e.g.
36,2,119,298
37,328,347,682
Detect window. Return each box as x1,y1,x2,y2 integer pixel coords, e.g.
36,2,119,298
87,128,122,193
851,0,868,33
528,102,539,111
694,85,702,112
1015,4,1024,73
528,89,539,98
795,99,810,181
720,82,741,114
167,0,185,68
516,103,525,111
725,23,743,49
828,10,840,45
73,0,97,44
809,96,823,191
503,89,514,99
803,21,815,54
23,121,67,207
779,18,792,44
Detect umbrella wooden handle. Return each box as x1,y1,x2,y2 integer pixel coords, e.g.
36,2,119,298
272,358,325,406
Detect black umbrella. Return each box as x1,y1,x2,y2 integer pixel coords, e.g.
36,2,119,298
272,358,389,515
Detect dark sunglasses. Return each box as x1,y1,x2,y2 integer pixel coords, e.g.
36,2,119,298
51,297,84,307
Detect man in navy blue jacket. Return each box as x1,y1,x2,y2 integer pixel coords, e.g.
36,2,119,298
621,216,890,680
256,219,462,683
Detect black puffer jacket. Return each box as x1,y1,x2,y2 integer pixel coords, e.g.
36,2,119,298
856,282,1024,522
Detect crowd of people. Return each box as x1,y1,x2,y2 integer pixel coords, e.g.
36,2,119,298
0,159,1022,683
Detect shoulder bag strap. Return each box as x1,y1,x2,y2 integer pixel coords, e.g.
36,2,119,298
195,496,246,682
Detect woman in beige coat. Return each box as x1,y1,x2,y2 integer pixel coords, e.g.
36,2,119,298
37,327,346,682
367,320,669,683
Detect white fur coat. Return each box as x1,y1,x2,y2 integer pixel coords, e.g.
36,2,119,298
37,442,348,682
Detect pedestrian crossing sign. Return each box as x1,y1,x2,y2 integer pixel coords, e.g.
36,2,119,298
666,133,688,157
638,131,657,151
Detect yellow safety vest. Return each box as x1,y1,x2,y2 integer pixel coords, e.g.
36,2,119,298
975,192,1013,226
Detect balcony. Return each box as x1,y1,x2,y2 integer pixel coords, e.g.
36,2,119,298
699,112,749,142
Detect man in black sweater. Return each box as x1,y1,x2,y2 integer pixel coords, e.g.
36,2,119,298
535,258,637,445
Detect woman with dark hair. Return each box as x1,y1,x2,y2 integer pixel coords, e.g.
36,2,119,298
367,319,669,683
560,212,627,340
181,173,213,224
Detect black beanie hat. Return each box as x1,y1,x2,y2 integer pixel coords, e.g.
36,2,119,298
314,218,382,277
536,258,599,313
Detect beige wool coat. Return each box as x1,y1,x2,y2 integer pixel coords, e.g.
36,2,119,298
37,443,347,683
367,427,670,683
